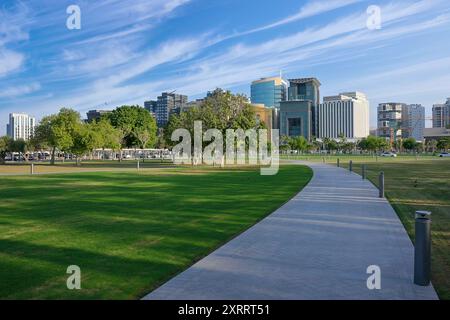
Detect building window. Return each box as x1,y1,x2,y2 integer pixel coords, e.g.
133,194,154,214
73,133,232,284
288,118,302,136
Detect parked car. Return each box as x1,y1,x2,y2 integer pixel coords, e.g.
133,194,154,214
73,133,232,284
380,152,397,157
13,154,25,161
438,152,450,157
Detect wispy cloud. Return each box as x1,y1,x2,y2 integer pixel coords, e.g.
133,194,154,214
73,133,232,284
1,0,449,133
244,0,361,34
0,49,24,78
0,3,29,78
0,82,41,98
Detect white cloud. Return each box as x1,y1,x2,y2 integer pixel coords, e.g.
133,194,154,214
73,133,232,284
2,0,449,132
0,4,29,78
94,37,203,88
0,82,40,98
247,0,361,33
0,49,24,78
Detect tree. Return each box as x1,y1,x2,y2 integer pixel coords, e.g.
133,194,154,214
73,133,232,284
108,105,157,149
426,139,437,153
289,136,309,153
393,139,402,152
310,136,322,152
0,136,12,164
70,125,91,165
342,141,356,153
337,133,347,153
165,89,259,151
402,138,417,152
70,122,104,165
437,137,450,151
33,108,81,164
376,137,389,152
323,138,338,154
358,135,387,154
280,135,291,153
135,127,152,149
114,129,128,161
8,139,27,161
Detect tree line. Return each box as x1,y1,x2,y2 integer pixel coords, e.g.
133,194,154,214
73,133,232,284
2,89,450,164
0,89,263,165
280,134,450,154
1,106,157,165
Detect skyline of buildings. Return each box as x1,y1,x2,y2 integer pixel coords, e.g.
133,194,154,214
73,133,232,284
377,103,427,143
3,76,448,145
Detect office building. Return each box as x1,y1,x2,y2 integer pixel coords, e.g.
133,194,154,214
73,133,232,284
155,92,188,127
377,103,405,142
251,77,288,109
316,92,369,139
144,100,157,117
280,78,321,140
86,110,111,123
432,98,450,128
402,104,425,142
251,104,274,137
6,113,35,141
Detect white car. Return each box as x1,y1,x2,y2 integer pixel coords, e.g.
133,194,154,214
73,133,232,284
438,152,450,157
380,152,397,157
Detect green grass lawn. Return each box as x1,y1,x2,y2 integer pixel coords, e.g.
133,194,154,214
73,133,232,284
334,158,450,300
0,165,312,299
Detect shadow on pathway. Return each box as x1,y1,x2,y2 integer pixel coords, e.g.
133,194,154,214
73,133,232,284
143,162,438,300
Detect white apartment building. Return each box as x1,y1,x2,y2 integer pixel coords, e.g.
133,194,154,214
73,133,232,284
6,113,36,141
402,104,425,142
316,91,370,139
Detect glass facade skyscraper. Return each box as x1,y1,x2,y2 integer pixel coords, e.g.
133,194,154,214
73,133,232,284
250,77,287,109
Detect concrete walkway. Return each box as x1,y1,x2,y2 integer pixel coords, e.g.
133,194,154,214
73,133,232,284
143,162,438,300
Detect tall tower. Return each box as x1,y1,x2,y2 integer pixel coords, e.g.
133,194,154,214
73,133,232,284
279,78,321,140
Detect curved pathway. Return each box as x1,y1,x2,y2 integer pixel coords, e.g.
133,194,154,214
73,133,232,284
143,162,438,300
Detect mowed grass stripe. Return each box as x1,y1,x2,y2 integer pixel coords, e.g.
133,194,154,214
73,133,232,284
0,165,312,299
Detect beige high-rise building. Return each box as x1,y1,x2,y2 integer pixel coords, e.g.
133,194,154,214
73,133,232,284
316,91,370,139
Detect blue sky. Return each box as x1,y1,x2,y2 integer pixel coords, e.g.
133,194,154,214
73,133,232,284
1,0,450,133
